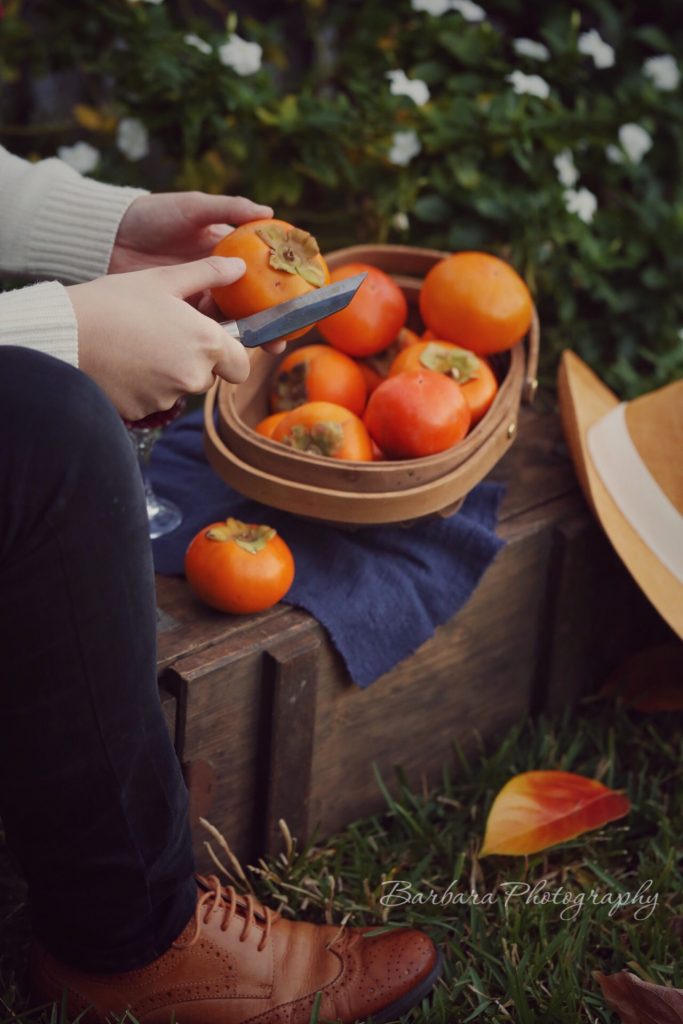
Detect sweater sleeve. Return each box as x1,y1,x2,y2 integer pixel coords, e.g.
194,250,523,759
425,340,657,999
0,145,148,366
0,282,80,367
0,145,148,283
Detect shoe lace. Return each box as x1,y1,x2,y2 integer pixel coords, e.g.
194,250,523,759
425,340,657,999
173,874,280,954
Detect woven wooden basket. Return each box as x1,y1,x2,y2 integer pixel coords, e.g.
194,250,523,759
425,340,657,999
204,244,539,525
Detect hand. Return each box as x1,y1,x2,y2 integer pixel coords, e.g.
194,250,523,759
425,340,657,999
109,190,286,359
68,256,253,420
109,191,273,274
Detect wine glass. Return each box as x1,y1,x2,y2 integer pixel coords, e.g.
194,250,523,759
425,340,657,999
123,397,187,539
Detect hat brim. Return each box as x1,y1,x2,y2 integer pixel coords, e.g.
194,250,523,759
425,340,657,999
557,349,683,640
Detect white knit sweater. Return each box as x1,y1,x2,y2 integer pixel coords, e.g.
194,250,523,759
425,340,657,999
0,145,147,366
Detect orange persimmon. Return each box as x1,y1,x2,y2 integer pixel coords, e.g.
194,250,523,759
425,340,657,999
185,518,295,615
270,344,367,416
389,340,499,425
419,251,533,355
273,400,373,461
364,370,471,459
211,219,330,341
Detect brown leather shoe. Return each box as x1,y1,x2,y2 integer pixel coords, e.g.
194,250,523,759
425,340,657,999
31,874,442,1023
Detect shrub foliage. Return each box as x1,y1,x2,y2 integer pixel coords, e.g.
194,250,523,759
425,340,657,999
1,0,682,395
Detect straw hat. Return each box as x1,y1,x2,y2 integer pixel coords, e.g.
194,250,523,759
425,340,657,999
557,349,683,640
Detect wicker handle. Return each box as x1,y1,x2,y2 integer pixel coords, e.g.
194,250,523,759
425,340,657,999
523,306,540,404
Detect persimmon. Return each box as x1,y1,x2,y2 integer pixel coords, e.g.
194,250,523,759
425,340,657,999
364,370,471,459
254,411,289,439
396,326,422,350
318,263,408,357
419,251,533,355
356,360,385,397
211,218,330,341
389,341,498,425
370,438,385,461
273,400,373,461
185,517,295,615
270,344,367,416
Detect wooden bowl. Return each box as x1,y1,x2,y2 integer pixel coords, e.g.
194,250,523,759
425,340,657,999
204,244,540,526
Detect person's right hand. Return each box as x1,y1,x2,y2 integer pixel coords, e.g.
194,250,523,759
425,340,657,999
67,256,252,420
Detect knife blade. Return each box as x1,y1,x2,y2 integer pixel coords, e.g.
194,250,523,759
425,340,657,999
220,272,367,348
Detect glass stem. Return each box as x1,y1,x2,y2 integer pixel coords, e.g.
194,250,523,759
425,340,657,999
129,426,162,512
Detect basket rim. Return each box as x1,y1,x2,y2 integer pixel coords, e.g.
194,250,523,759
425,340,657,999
204,378,515,523
221,341,520,468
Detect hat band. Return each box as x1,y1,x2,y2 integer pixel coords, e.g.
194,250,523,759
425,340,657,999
588,403,683,585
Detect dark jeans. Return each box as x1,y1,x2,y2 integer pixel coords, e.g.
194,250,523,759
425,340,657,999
0,347,197,972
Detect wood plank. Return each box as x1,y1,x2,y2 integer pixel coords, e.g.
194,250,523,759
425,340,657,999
305,514,556,838
156,574,291,670
261,631,322,856
159,608,316,867
493,405,577,522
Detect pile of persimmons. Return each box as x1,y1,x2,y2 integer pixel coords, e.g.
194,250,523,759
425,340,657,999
211,219,533,464
185,220,534,616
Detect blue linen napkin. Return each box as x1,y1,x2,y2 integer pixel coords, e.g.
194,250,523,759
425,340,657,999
150,410,506,688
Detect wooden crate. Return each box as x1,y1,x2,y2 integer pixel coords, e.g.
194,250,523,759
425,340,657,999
156,406,671,868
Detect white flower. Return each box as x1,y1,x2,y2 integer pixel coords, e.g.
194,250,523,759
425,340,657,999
563,187,597,224
513,38,550,61
218,34,263,76
450,0,486,22
116,117,149,161
57,141,100,174
618,123,653,163
643,54,680,91
553,149,579,188
184,33,212,55
606,144,623,164
507,70,550,99
388,130,421,166
411,0,451,13
386,69,430,106
577,29,615,70
391,212,410,231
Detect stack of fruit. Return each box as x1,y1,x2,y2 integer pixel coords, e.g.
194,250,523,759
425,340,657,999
212,220,533,465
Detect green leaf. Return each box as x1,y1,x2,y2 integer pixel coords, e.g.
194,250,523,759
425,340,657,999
413,194,452,223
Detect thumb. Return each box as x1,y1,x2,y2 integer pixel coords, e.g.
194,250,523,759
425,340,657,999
155,255,246,298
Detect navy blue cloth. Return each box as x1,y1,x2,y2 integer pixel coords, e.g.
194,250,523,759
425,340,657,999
150,410,506,688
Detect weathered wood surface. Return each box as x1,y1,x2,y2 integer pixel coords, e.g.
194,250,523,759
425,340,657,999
156,406,670,864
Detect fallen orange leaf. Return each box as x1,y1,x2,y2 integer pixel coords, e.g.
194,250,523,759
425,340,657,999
601,644,683,712
480,770,630,856
596,970,683,1023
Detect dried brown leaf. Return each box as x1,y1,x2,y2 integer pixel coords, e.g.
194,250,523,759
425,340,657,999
596,970,683,1024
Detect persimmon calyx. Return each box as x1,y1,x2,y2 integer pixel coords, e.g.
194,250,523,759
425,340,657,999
272,361,308,411
282,421,344,457
255,225,325,287
206,517,276,553
419,342,480,383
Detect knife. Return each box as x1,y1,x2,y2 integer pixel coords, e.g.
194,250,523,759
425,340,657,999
220,272,367,348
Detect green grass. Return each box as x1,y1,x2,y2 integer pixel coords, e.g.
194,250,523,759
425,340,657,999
2,702,682,1023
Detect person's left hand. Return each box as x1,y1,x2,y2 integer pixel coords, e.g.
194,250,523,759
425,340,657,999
109,191,273,274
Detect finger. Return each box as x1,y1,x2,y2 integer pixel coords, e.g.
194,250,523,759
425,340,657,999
183,193,273,229
210,324,251,384
197,290,227,320
156,255,246,299
206,224,234,247
264,339,287,355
